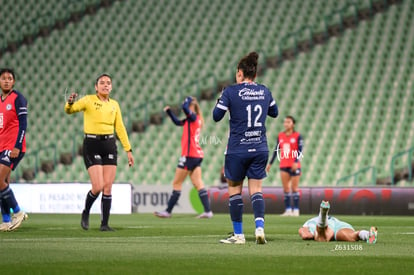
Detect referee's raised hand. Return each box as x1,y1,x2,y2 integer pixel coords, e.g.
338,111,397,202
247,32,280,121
67,92,78,104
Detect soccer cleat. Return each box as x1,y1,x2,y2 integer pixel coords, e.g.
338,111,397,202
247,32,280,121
100,225,115,232
220,233,246,244
0,222,12,232
154,210,172,218
280,209,292,216
81,210,89,230
255,227,267,244
320,200,330,210
292,209,300,217
9,211,28,231
320,201,330,216
367,226,378,244
196,211,213,219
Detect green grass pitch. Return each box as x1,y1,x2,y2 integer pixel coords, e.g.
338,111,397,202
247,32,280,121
1,213,413,274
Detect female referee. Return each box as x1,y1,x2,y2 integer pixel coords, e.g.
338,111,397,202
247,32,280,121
65,74,134,231
154,96,213,219
0,68,28,232
213,52,278,244
266,116,303,216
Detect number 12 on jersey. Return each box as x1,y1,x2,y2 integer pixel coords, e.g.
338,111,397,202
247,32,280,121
246,104,263,127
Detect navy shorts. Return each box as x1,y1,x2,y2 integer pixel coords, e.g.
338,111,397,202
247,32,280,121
224,152,268,181
177,156,203,171
0,150,25,171
83,135,117,169
280,167,302,176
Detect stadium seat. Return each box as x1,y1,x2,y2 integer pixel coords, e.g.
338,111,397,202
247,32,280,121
3,0,412,187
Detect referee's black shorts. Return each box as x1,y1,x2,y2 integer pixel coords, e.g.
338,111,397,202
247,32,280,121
83,134,117,169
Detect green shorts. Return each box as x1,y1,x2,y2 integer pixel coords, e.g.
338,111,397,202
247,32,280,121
329,217,355,240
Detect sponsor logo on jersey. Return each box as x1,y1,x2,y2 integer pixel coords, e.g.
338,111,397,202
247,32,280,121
0,113,3,128
238,88,265,100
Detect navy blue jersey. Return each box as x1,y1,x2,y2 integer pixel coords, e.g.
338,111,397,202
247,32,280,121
213,82,278,154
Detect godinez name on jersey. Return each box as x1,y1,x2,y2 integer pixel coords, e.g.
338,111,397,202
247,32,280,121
215,82,277,154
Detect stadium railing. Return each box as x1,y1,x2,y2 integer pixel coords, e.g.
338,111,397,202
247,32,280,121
336,166,377,186
390,147,414,185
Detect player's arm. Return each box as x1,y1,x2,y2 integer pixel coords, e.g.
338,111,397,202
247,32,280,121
267,93,278,118
64,93,85,114
266,137,279,172
12,95,28,156
295,134,304,163
114,102,132,152
164,106,185,126
298,227,314,240
212,89,229,122
182,96,197,122
114,102,134,167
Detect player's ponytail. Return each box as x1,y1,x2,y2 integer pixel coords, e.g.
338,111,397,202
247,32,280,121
237,52,259,80
191,97,204,128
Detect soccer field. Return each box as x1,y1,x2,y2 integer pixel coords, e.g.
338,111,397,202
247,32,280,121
1,214,413,275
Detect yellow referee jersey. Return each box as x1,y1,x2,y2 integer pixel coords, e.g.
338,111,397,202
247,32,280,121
65,94,131,152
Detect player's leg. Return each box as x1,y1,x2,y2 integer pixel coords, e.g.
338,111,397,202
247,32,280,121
220,180,245,244
317,201,330,227
0,197,12,231
280,170,292,216
335,228,359,242
0,169,12,231
81,165,105,230
220,154,246,244
0,154,27,231
314,201,333,241
155,167,189,218
81,138,104,230
331,218,357,241
246,152,268,244
189,165,213,218
315,225,334,241
248,178,266,244
100,165,117,231
291,170,301,216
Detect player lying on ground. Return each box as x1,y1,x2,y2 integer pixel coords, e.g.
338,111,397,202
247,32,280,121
298,201,378,243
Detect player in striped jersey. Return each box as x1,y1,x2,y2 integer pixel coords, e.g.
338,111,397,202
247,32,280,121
213,52,278,244
0,68,28,232
154,97,212,219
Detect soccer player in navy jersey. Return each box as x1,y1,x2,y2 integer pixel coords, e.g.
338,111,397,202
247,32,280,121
154,97,212,218
213,52,278,244
0,68,28,232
